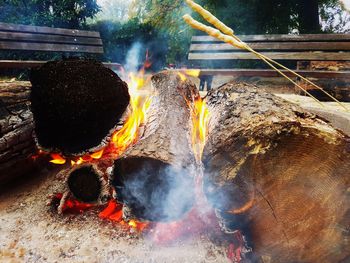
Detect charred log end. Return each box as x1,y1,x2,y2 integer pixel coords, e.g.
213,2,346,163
30,59,130,155
67,164,109,204
111,157,195,222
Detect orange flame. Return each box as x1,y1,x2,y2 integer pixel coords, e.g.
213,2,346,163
111,70,152,155
189,97,210,163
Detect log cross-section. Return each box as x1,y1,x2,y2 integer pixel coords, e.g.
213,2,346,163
203,82,350,262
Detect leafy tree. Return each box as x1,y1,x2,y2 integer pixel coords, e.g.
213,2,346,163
0,0,100,28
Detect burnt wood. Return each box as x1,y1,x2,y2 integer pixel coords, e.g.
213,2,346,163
0,81,37,184
203,82,350,262
111,71,198,222
29,59,130,155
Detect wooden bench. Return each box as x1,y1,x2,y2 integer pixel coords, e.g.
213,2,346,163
188,34,350,79
0,22,121,70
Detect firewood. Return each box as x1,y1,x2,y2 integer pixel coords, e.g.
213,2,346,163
203,82,350,262
30,59,130,156
0,81,37,184
110,71,198,222
55,163,110,214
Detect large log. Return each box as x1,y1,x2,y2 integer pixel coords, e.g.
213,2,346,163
0,81,36,184
111,71,198,222
203,82,350,262
30,59,130,156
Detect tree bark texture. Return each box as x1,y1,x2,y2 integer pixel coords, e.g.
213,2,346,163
0,81,37,185
111,71,199,222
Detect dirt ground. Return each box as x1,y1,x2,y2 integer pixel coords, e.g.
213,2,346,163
0,167,229,263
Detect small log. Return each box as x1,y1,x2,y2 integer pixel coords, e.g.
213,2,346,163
203,82,350,262
55,163,110,214
30,59,130,156
111,71,198,222
0,81,37,184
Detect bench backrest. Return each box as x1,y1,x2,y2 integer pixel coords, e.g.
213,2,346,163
0,22,103,54
188,34,350,65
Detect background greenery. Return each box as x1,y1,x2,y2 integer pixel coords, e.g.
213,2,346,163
0,0,349,70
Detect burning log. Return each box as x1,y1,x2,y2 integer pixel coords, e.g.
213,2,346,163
110,72,198,222
30,59,130,156
0,81,37,184
55,163,110,214
203,82,350,262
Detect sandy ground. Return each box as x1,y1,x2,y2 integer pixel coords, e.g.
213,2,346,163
0,167,230,263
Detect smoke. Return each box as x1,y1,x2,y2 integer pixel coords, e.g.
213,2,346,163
115,160,195,222
124,41,143,74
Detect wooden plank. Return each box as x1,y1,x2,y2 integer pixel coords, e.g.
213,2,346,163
190,42,350,51
0,22,100,38
197,68,350,79
0,60,122,70
188,51,350,61
0,41,104,53
192,34,350,43
0,31,102,45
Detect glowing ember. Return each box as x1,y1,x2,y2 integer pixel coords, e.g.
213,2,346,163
189,97,210,163
51,193,94,213
90,149,104,159
99,200,149,232
49,153,66,164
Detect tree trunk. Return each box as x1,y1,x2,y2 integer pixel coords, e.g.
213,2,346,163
297,0,321,33
30,59,130,156
111,71,199,222
0,81,37,184
203,82,350,262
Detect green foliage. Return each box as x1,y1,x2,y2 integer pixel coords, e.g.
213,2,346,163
0,0,100,28
89,18,168,70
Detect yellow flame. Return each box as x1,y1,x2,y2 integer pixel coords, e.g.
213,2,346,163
128,219,137,228
111,71,152,155
185,69,201,77
177,72,187,81
49,153,66,165
189,97,210,162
